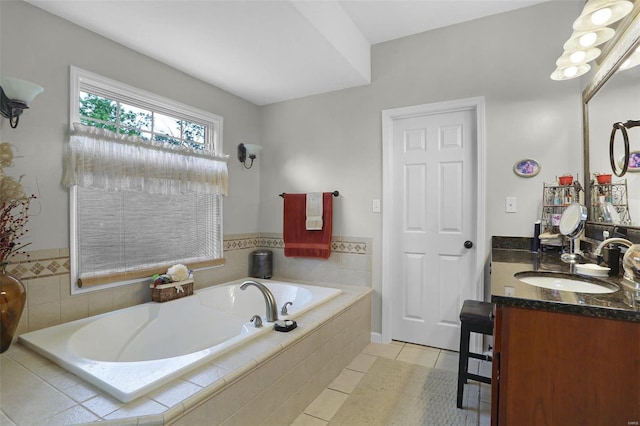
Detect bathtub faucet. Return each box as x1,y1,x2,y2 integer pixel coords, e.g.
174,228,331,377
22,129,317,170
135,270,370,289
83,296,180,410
240,280,278,322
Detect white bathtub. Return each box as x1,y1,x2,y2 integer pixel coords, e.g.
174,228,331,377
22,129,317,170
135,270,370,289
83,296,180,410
19,279,341,402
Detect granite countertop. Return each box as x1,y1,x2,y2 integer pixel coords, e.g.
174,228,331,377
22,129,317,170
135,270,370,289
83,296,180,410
491,249,640,322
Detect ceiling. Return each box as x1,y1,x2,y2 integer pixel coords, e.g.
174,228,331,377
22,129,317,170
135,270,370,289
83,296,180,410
27,0,559,106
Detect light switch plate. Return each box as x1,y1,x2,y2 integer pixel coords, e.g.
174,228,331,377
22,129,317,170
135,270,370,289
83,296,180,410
372,199,381,213
505,197,517,213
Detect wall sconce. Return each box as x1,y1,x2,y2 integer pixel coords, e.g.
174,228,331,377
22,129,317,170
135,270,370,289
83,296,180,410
0,77,44,128
237,143,262,169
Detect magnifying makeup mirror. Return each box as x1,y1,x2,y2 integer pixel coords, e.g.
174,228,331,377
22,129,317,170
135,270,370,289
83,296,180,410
560,203,588,268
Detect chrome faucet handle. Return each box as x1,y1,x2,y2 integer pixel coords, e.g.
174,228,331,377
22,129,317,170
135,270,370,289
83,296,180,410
281,301,293,316
250,314,263,328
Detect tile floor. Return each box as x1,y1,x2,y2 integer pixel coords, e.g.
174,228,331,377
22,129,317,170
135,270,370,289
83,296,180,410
291,341,492,425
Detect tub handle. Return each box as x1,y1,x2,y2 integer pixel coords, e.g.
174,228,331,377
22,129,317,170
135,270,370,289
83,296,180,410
281,301,293,316
250,315,263,328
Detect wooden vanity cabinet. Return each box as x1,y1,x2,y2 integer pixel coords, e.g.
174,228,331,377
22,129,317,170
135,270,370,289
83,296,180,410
491,305,640,425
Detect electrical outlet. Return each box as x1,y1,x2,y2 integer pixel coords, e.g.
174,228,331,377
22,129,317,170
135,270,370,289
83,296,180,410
505,286,515,296
505,197,517,213
372,199,381,213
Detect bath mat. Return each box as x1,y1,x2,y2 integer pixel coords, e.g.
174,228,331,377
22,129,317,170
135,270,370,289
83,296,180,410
329,357,479,426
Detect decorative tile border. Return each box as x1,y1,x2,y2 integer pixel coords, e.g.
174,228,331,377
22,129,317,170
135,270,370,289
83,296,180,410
331,239,368,255
256,235,369,255
258,236,285,250
5,255,71,281
223,236,260,252
11,234,370,280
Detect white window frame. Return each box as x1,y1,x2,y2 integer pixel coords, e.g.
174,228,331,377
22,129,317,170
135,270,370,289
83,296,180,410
69,66,224,294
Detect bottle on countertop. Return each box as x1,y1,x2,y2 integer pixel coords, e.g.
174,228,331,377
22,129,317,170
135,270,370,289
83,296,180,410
533,220,541,252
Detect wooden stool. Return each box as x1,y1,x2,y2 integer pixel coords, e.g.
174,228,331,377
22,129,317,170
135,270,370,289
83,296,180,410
457,300,494,409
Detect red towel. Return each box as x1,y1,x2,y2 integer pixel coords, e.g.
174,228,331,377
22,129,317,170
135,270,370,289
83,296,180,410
283,192,333,258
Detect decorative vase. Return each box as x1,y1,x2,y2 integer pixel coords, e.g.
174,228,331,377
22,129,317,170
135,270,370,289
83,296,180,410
0,266,26,353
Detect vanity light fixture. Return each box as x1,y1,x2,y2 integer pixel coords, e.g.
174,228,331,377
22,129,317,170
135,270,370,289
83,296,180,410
556,47,602,67
563,27,615,51
551,0,634,81
572,0,633,31
551,63,591,81
237,143,262,169
0,77,44,128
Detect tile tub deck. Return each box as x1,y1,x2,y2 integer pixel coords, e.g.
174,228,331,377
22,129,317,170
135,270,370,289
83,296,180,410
0,280,372,425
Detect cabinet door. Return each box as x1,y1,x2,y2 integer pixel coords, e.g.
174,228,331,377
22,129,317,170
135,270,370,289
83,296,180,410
494,306,640,425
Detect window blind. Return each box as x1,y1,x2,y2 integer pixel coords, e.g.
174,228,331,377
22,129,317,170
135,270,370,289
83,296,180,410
75,187,223,287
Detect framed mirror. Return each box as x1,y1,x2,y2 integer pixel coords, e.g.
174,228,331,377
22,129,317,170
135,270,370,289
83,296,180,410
584,8,640,227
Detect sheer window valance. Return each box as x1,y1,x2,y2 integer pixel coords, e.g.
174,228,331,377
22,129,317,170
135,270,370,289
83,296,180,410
63,123,229,196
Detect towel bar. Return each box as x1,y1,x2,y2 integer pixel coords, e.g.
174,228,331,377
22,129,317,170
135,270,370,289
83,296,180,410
279,191,339,198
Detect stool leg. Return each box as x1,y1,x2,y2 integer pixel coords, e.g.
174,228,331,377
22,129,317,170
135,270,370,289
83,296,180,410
457,322,470,409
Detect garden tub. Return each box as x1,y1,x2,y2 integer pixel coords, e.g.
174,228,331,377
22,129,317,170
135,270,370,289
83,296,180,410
19,279,341,402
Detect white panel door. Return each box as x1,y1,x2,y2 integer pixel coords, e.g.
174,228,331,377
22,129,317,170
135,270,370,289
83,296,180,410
390,108,477,351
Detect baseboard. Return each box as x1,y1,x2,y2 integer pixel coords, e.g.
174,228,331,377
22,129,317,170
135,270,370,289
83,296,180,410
370,332,382,343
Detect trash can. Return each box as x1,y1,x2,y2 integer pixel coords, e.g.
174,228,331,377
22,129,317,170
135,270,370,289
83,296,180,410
250,249,273,279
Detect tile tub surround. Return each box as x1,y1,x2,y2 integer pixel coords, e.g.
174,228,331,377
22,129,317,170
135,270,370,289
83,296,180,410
0,283,372,425
259,233,371,287
8,233,372,339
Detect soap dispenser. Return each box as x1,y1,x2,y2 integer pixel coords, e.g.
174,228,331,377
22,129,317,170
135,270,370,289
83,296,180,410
622,244,640,288
604,246,620,277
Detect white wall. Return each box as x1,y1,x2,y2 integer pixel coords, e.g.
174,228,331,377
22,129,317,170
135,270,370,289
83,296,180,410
259,1,585,332
1,1,588,335
0,0,262,249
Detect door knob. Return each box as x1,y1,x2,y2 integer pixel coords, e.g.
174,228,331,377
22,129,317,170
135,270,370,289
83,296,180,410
464,240,473,249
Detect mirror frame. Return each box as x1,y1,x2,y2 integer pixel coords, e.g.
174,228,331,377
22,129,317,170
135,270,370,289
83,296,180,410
583,7,640,228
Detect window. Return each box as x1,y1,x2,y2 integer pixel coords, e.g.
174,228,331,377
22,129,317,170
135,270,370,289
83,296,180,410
66,67,227,293
78,91,207,150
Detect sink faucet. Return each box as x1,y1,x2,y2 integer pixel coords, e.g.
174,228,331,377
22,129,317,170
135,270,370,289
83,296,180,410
240,280,278,322
594,238,633,257
594,238,633,276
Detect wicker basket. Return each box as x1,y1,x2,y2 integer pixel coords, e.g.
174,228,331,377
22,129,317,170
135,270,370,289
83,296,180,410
150,280,194,303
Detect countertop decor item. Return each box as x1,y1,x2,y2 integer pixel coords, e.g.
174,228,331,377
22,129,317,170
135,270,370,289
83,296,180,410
150,279,194,303
0,263,25,352
558,174,573,185
513,158,541,177
595,172,612,183
0,142,35,353
150,264,194,302
575,263,611,277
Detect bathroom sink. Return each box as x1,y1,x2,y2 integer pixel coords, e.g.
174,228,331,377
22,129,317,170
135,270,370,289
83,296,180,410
514,271,619,294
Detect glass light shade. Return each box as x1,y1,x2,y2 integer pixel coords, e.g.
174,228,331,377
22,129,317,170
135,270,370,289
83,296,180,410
556,47,601,67
0,77,44,104
563,27,615,50
243,144,262,157
550,63,591,80
592,7,613,25
573,0,633,31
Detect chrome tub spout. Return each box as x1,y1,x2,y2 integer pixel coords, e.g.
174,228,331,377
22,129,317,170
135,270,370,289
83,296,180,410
240,280,278,322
